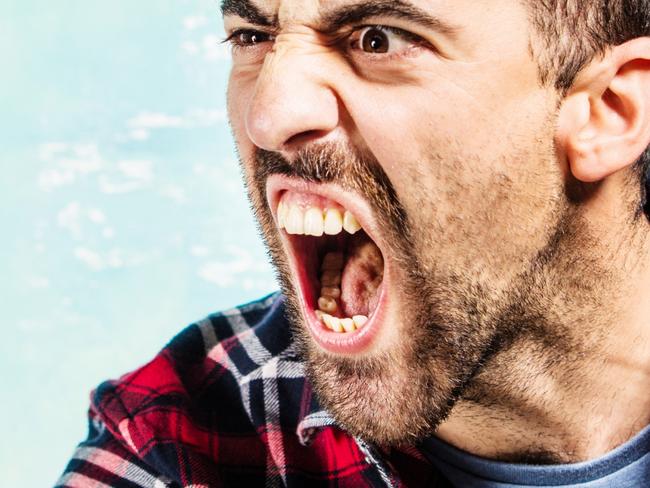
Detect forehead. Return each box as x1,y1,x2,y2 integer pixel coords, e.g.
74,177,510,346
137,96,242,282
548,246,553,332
221,0,356,23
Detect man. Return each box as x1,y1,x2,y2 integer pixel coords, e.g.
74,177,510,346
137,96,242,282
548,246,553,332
57,0,650,486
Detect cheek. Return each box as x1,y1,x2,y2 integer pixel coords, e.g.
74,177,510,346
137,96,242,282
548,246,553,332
358,87,562,277
344,73,498,187
344,55,548,185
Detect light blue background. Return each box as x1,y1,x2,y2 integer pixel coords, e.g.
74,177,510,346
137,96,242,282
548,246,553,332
1,1,277,485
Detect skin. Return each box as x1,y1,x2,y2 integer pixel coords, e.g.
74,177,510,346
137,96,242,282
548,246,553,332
224,0,650,463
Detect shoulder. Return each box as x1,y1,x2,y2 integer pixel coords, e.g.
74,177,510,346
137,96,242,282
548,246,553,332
58,292,444,486
90,292,299,456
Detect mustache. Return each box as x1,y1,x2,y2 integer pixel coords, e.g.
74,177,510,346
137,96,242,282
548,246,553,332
254,142,374,185
254,143,406,221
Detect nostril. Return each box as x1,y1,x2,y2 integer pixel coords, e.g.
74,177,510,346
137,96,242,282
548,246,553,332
285,129,332,148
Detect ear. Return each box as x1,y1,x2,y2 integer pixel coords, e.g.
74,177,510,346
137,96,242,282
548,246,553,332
557,38,650,183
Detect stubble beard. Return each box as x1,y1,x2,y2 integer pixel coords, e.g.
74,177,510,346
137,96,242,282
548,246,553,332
240,135,601,448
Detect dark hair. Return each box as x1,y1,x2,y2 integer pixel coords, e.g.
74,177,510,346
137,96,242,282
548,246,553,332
525,0,650,218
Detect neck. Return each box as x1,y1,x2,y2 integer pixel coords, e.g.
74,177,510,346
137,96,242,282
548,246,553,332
437,195,650,464
437,327,650,463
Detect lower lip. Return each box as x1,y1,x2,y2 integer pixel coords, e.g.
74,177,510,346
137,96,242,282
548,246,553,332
292,249,389,355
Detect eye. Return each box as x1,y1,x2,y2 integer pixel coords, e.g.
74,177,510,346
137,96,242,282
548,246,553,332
225,29,274,48
350,26,423,56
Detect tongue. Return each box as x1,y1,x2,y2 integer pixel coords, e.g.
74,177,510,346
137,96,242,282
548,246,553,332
340,234,384,318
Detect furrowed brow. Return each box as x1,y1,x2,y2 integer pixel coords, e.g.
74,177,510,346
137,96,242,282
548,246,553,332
319,0,459,37
221,0,273,26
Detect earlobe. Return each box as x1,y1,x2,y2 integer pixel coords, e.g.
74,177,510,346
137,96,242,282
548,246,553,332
558,92,601,182
558,39,650,184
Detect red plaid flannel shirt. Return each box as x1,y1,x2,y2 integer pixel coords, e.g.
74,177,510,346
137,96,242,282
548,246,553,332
56,293,449,487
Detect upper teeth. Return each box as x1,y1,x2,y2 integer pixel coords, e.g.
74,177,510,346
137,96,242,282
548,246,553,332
278,202,362,236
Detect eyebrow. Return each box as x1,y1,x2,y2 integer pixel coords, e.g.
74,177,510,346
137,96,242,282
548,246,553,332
220,0,273,26
221,0,460,37
320,1,459,37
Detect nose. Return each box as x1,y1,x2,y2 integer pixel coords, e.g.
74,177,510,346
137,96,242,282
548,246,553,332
245,40,341,154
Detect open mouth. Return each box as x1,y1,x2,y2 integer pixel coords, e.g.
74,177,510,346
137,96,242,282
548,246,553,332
267,176,388,355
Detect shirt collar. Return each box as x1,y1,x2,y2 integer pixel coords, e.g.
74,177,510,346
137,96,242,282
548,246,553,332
296,409,338,445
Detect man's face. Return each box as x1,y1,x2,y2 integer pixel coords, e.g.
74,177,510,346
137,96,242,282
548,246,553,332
225,0,572,444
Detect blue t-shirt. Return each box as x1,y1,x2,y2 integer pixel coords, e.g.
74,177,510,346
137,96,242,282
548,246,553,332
420,424,650,487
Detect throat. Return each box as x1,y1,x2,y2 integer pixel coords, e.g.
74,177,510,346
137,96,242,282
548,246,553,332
309,230,384,333
339,234,384,317
437,338,650,464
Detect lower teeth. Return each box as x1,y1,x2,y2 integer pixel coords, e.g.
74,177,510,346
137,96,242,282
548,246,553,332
315,252,369,334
